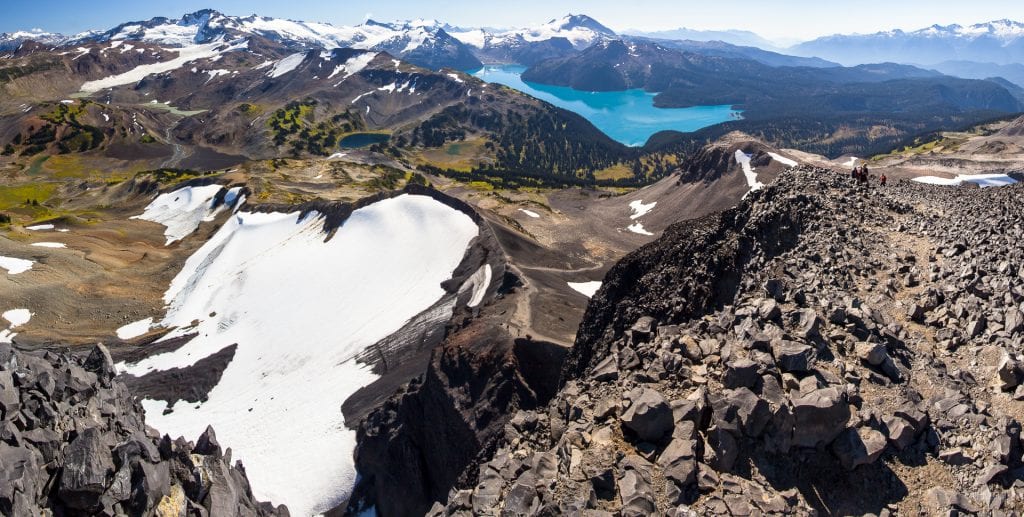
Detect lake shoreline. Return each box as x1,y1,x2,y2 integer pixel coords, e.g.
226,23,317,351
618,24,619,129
469,65,742,147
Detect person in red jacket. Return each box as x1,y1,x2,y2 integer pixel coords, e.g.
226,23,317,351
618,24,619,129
880,173,888,186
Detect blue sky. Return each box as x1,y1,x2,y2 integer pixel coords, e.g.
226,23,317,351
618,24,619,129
4,0,1024,43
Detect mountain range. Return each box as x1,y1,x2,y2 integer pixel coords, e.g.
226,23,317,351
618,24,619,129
792,20,1024,66
8,12,1024,86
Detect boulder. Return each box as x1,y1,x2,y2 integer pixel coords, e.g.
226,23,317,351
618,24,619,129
658,438,697,488
758,299,782,321
855,342,888,367
621,389,673,443
704,427,738,472
996,354,1023,391
58,428,115,511
831,427,886,470
591,354,620,382
618,455,656,516
83,344,117,387
881,416,916,451
791,387,851,448
771,341,814,373
723,358,760,389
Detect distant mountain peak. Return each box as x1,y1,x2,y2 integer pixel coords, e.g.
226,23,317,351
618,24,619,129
543,14,616,36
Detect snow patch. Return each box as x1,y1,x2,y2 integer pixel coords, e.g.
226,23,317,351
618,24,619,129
913,174,1018,188
31,242,65,248
735,150,764,194
120,194,479,515
840,157,860,168
80,40,247,93
133,184,236,245
267,52,307,78
568,281,602,298
768,152,798,167
447,72,464,83
328,52,376,80
627,222,654,236
519,209,540,218
628,200,656,220
460,264,493,308
0,256,34,275
116,317,154,340
2,309,31,327
26,224,54,231
204,69,232,82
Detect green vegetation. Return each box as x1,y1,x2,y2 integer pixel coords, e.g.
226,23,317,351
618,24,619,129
0,60,58,84
138,168,216,185
365,165,405,190
409,104,654,183
7,101,105,156
267,98,367,157
0,183,58,211
139,134,157,144
406,172,429,187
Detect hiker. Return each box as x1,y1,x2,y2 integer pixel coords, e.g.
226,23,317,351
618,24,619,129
851,165,859,180
880,173,887,186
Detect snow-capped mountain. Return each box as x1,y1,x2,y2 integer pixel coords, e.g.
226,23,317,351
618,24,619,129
447,14,617,65
791,19,1024,66
0,29,71,51
7,9,481,70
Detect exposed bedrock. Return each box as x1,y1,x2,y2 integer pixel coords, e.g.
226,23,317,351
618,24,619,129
422,169,1024,515
0,343,286,515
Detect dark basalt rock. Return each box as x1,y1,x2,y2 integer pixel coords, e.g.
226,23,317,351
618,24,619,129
382,168,1024,516
0,344,286,516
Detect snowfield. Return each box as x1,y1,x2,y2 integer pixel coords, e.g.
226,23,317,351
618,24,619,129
913,174,1018,188
568,281,602,298
133,184,242,245
0,256,33,275
79,39,248,93
267,52,307,78
120,194,479,516
768,152,799,167
116,317,154,340
735,150,765,194
328,52,377,80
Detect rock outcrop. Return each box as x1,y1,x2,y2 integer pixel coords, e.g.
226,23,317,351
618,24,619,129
0,343,286,516
425,168,1024,515
347,304,568,517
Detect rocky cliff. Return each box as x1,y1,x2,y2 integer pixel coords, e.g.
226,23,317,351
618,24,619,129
0,343,286,516
426,168,1024,515
347,292,568,517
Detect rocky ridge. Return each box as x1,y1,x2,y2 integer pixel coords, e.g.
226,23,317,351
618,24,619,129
426,168,1024,515
0,343,285,515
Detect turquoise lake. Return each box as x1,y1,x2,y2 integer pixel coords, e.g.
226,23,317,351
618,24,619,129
469,65,741,147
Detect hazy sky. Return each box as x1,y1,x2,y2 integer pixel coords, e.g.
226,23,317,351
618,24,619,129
4,0,1024,43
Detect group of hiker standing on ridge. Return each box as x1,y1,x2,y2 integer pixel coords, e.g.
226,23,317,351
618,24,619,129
851,162,887,186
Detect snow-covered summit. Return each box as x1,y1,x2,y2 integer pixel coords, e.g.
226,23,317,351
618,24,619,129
449,13,616,51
